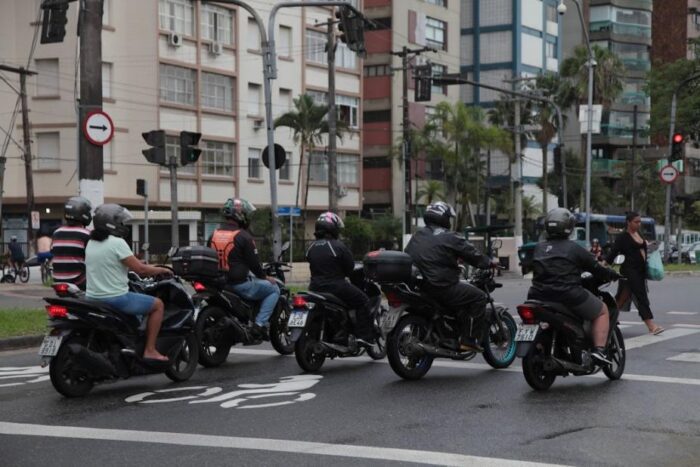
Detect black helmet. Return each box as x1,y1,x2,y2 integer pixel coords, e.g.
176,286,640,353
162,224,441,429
222,198,255,228
64,196,92,226
93,204,133,238
423,201,456,229
314,212,344,239
545,208,575,239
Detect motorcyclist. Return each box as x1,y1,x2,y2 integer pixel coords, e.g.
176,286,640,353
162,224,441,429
306,212,376,347
51,196,92,290
527,208,620,365
208,198,278,341
405,202,498,352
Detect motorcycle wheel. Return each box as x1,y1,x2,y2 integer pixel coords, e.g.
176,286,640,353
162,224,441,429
522,335,556,391
196,306,232,368
482,311,517,369
386,315,433,380
294,325,326,372
165,333,199,382
49,336,95,398
269,302,294,355
603,326,626,380
366,334,387,360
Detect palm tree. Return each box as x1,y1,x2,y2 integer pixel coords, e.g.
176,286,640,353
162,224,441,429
560,44,625,107
415,179,445,205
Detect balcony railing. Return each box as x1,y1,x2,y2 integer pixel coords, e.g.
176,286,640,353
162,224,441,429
620,57,651,71
600,123,650,139
590,20,651,38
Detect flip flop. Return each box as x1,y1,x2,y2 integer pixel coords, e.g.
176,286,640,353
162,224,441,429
652,327,665,335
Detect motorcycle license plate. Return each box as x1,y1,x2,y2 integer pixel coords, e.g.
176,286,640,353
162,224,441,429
288,310,308,328
515,325,539,342
381,309,401,332
38,335,63,357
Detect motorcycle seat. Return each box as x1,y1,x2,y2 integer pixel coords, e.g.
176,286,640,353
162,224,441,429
47,297,143,328
526,299,583,322
308,292,347,308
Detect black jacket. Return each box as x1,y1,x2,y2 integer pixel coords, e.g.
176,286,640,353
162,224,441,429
208,224,264,284
405,226,491,288
604,232,647,276
306,238,354,287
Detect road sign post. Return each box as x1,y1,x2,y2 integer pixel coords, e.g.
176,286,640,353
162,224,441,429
277,206,301,272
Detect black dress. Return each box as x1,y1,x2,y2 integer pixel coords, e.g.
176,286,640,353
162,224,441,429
605,232,653,320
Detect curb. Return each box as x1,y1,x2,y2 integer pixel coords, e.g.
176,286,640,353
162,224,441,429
0,335,43,351
666,271,700,277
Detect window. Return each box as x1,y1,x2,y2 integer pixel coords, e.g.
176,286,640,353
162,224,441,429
201,72,233,111
337,95,359,128
247,17,260,50
364,64,391,77
248,83,261,116
335,42,356,69
278,88,292,117
426,0,447,6
102,62,112,99
201,4,233,44
103,139,113,171
305,29,326,64
363,110,391,123
103,0,111,25
280,152,292,180
425,17,446,50
431,64,447,96
248,148,261,178
279,25,293,57
165,135,195,174
546,5,557,23
307,89,327,106
160,64,195,106
338,154,358,185
35,58,59,96
201,141,233,176
309,151,328,182
36,132,59,170
545,42,556,59
158,0,194,36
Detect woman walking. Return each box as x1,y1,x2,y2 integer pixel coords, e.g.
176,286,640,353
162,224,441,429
605,212,664,335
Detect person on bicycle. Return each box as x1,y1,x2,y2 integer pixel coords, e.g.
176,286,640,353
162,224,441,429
37,230,53,267
51,196,92,290
8,236,25,272
405,202,498,352
209,198,278,341
527,208,620,365
306,212,376,347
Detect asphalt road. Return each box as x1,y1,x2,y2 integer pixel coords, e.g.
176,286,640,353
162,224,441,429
1,277,699,466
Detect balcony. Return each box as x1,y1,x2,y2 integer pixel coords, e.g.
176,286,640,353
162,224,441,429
590,21,651,39
620,57,651,71
592,159,626,178
600,123,650,139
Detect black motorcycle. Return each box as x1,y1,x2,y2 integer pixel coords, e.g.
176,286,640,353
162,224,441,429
515,274,625,391
288,264,387,372
40,273,199,398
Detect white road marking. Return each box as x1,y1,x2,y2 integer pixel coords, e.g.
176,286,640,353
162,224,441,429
675,324,700,329
624,328,700,350
0,421,569,467
667,353,700,363
667,311,698,316
0,366,49,388
619,321,644,326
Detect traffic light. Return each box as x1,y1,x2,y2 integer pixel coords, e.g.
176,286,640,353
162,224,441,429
40,1,70,44
670,132,684,162
414,64,432,102
179,131,201,166
335,5,366,56
136,179,147,197
141,130,166,166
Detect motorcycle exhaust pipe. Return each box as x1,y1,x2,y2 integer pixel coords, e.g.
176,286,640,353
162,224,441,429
67,344,116,377
545,356,588,373
415,342,474,360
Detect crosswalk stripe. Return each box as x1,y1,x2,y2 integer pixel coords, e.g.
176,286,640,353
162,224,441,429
674,324,700,329
667,311,698,316
667,353,700,363
624,328,700,350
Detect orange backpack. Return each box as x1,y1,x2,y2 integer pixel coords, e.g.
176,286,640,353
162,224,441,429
210,229,240,271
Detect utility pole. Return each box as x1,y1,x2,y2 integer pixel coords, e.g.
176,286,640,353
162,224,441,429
514,98,523,247
631,104,638,211
326,18,338,212
0,156,6,238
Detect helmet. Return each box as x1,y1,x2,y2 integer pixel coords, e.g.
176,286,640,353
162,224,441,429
93,204,133,238
423,201,456,229
314,212,344,239
64,196,93,226
545,208,575,239
222,198,256,229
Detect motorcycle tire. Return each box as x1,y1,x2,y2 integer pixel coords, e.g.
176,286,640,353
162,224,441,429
269,302,294,355
366,335,387,360
386,315,433,380
165,333,200,382
482,311,517,369
603,326,626,380
196,306,232,368
49,336,95,398
294,326,326,372
522,333,556,391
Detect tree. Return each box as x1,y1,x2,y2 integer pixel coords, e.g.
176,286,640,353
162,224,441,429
415,179,445,205
560,44,625,107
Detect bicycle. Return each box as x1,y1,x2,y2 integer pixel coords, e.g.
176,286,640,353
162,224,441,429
4,260,30,283
40,258,53,286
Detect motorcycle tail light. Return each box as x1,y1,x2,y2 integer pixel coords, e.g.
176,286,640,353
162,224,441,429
192,282,206,292
53,283,69,296
517,305,537,324
292,295,307,308
385,291,402,308
46,305,68,318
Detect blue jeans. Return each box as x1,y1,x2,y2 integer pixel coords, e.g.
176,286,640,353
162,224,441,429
96,292,156,317
231,278,280,327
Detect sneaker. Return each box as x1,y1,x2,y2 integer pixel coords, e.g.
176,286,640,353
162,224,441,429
251,324,269,341
591,347,612,366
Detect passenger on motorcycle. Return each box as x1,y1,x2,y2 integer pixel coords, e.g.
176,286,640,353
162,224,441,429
85,204,172,362
527,208,620,365
405,202,498,352
306,211,376,346
208,198,278,341
51,196,92,290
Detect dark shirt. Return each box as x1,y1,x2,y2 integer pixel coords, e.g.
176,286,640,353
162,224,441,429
306,238,354,287
605,232,646,275
51,226,91,286
8,242,24,261
208,224,264,284
405,226,491,288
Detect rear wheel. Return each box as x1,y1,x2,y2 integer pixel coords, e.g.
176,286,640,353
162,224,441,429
482,311,517,369
196,306,232,368
49,336,95,398
18,263,29,283
270,302,294,355
294,324,326,372
522,333,556,391
603,326,626,380
165,333,199,382
386,315,433,380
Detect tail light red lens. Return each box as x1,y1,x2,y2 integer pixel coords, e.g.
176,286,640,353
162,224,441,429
385,291,402,308
46,305,68,319
192,282,206,292
517,305,537,324
53,283,69,295
292,295,307,308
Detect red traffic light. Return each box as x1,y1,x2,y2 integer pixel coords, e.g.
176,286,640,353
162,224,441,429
673,133,684,144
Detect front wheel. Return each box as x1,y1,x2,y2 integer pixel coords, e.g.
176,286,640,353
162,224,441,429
522,333,556,391
196,306,232,368
269,302,294,355
603,326,626,380
386,315,433,380
294,324,326,372
49,336,95,398
18,263,30,283
482,311,517,369
165,333,199,382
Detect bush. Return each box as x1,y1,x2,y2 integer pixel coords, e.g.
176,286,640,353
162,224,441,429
343,215,374,258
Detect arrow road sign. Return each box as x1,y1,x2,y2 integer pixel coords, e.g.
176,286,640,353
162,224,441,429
659,164,679,184
83,110,114,146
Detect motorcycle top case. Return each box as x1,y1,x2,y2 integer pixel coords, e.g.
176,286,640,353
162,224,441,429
363,250,413,283
172,246,219,278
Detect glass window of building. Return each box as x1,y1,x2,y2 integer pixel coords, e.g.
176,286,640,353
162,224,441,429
201,4,233,44
338,154,358,185
305,29,326,64
280,152,292,180
248,148,261,178
158,0,194,36
165,135,195,174
35,58,59,96
201,72,233,112
425,17,446,50
247,17,260,50
202,141,233,176
426,0,447,7
309,151,328,182
248,83,262,115
36,132,60,170
279,25,293,57
335,42,357,69
336,95,359,128
102,62,113,99
160,64,196,106
431,64,447,95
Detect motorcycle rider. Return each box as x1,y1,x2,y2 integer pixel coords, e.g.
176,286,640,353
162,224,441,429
208,198,278,341
306,212,376,346
405,202,498,352
51,196,92,290
527,208,620,365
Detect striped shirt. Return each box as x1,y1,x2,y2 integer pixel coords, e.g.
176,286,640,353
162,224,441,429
51,225,91,288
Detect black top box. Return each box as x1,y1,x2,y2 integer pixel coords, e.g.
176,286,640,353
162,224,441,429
172,246,220,278
363,250,413,284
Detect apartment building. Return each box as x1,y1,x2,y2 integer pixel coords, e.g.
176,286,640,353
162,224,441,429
0,0,363,252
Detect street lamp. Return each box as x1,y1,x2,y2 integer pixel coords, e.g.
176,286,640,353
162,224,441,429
559,0,595,244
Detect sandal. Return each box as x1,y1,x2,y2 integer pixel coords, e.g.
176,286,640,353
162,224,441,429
651,326,665,335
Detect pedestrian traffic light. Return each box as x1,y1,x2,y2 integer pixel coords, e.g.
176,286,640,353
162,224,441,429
335,5,366,56
136,179,147,197
179,131,202,166
414,64,432,102
40,1,70,44
670,132,684,162
141,130,166,166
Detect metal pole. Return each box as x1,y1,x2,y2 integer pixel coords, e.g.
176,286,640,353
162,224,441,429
144,190,150,263
0,156,5,239
631,104,638,211
555,106,567,210
19,71,35,251
169,156,179,247
584,56,594,246
514,98,523,247
402,47,410,245
665,92,678,262
327,19,338,212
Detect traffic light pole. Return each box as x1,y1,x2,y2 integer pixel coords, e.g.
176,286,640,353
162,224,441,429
327,19,338,212
169,157,179,248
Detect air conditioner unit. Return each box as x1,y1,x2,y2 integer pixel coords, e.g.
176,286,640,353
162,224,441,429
337,186,348,198
209,42,223,55
168,32,182,47
252,118,263,131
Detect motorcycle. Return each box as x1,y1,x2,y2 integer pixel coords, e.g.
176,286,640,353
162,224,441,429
515,274,625,391
40,271,199,397
190,242,294,368
288,264,387,372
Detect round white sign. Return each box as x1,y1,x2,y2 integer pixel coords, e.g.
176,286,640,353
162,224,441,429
658,164,679,184
83,111,114,146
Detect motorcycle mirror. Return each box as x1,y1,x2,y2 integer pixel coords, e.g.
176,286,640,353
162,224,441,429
491,239,503,250
280,241,290,252
613,254,625,265
167,246,177,259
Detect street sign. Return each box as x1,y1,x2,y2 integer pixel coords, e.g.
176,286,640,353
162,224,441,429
659,164,679,184
83,110,114,146
579,104,602,135
277,206,301,217
262,144,287,170
31,211,40,230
